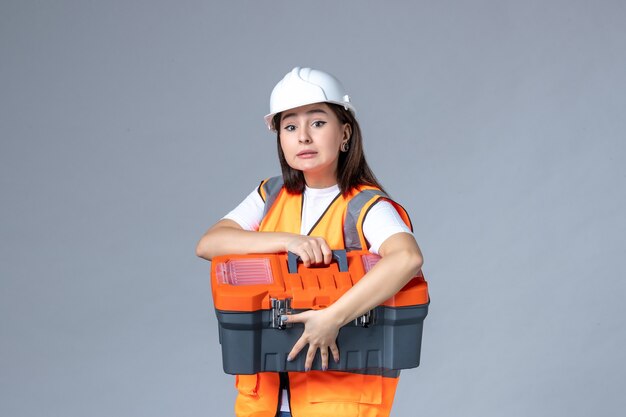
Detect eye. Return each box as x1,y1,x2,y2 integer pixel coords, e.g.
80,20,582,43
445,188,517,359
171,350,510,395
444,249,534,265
283,124,296,132
312,120,327,128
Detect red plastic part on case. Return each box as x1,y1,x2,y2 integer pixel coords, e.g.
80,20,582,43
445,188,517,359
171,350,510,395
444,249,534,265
361,254,382,272
215,258,274,285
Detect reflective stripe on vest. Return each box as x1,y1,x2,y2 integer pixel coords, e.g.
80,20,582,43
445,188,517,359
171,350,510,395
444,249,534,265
259,176,285,219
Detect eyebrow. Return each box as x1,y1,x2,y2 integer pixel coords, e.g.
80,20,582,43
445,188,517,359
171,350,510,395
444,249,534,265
281,108,328,121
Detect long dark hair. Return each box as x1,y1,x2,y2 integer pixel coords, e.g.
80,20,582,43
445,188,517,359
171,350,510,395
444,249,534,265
274,103,385,195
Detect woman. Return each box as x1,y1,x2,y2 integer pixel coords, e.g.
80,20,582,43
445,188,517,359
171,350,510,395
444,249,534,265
196,67,423,417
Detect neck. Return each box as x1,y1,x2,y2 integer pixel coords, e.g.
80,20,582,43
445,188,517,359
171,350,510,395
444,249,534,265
303,168,338,189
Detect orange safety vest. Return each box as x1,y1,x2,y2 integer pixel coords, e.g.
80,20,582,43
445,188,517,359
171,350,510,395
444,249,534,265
234,176,413,417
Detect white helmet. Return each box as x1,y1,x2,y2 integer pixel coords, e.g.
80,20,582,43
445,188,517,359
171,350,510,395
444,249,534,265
264,67,356,131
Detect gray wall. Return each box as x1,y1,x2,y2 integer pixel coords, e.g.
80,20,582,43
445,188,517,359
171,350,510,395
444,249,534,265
1,1,625,416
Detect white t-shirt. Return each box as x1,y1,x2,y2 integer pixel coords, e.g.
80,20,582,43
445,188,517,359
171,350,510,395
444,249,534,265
223,183,412,255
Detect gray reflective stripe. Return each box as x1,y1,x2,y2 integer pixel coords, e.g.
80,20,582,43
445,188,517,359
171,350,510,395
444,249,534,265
344,189,388,251
261,176,285,221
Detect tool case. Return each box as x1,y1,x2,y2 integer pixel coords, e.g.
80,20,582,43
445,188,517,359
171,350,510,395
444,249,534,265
210,250,429,375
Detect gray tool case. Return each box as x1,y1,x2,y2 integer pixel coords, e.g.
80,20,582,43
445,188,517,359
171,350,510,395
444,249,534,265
210,250,429,375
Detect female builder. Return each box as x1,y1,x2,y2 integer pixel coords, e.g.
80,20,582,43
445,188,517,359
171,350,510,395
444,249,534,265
196,67,423,417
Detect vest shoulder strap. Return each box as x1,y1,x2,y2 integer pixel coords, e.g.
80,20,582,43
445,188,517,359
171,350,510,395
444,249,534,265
258,175,285,221
344,188,413,251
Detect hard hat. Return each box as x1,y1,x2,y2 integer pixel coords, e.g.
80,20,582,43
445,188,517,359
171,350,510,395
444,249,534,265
264,67,356,131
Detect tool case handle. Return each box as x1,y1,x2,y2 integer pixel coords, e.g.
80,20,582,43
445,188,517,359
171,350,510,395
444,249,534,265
287,249,348,274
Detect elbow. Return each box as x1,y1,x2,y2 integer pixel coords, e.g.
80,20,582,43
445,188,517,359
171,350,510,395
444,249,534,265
407,250,423,277
195,220,240,260
195,236,214,261
394,243,423,277
195,241,208,260
378,233,424,277
195,243,206,260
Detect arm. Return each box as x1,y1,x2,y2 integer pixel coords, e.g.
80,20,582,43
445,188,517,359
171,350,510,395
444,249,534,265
195,219,334,266
285,232,423,370
325,232,423,324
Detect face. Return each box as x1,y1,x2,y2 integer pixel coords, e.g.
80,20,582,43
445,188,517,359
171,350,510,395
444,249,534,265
279,102,351,188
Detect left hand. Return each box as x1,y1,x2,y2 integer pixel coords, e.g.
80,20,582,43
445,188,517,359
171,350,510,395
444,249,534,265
285,309,340,371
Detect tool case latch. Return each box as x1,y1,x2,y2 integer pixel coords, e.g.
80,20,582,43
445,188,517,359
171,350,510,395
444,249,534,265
355,310,373,327
271,298,293,329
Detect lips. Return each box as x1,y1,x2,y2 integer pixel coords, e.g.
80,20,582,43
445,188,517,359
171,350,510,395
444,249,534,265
296,150,317,157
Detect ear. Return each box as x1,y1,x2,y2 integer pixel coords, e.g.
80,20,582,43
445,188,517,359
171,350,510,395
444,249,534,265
343,123,352,141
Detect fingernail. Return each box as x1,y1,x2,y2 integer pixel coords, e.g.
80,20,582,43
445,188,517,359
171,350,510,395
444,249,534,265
305,367,310,372
281,315,288,322
322,366,327,371
287,355,292,361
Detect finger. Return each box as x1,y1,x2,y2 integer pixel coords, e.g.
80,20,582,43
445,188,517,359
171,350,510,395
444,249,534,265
312,244,324,265
320,346,329,371
305,345,317,371
302,247,314,267
296,249,310,267
320,243,333,265
288,335,308,362
316,238,332,264
330,342,340,363
282,311,304,324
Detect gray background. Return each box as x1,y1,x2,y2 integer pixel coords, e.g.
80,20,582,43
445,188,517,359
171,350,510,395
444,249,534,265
1,1,625,416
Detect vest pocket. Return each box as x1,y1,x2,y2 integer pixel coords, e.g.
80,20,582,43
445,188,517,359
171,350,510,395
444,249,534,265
235,374,259,397
305,371,383,405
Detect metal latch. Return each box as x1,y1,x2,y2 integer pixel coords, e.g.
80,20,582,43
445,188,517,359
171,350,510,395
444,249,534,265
271,298,293,329
354,310,373,327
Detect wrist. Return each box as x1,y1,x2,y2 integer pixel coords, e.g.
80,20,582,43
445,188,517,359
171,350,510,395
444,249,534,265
280,232,297,253
323,304,350,328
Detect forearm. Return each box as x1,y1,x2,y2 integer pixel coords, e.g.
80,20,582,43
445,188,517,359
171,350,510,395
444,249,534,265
195,220,295,260
325,235,423,327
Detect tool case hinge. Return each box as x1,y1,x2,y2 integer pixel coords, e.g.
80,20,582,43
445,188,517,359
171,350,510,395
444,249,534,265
271,298,293,329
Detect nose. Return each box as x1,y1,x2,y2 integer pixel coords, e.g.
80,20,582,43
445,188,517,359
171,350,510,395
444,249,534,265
298,128,312,144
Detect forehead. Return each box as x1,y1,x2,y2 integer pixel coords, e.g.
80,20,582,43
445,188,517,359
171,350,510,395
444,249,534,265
280,102,334,121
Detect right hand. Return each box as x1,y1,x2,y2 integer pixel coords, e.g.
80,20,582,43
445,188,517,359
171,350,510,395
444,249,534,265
285,308,341,371
285,236,332,267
